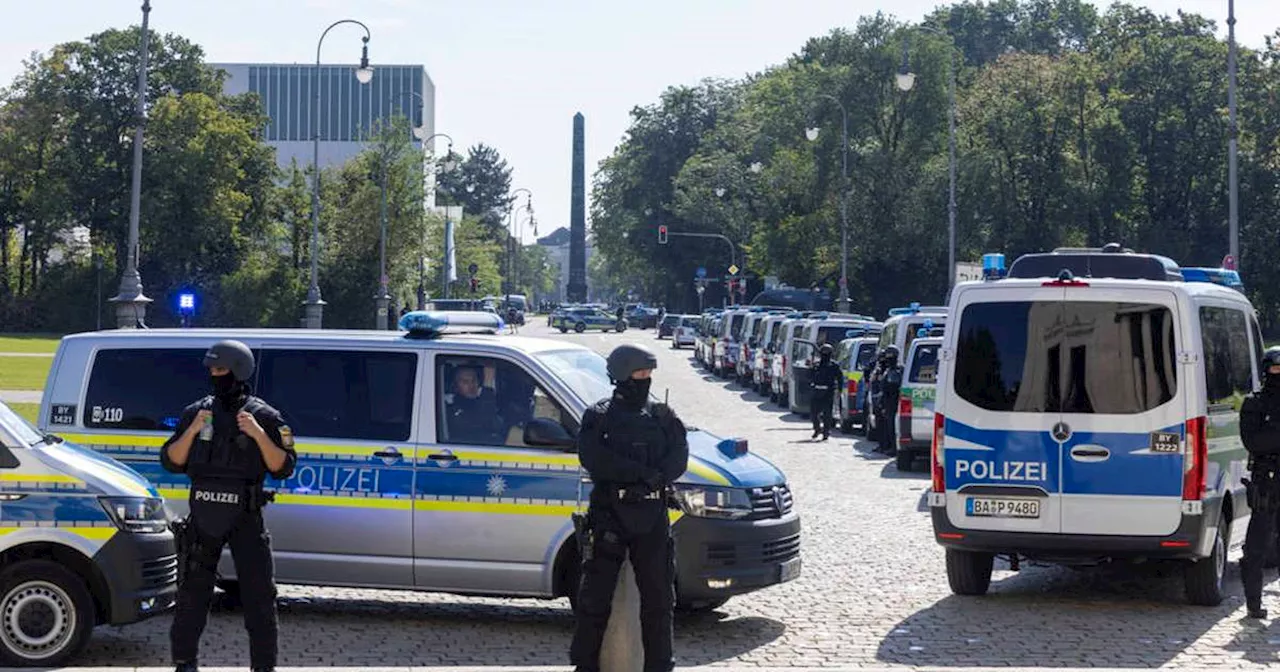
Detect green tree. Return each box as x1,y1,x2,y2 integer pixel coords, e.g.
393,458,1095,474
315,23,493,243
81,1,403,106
435,142,513,236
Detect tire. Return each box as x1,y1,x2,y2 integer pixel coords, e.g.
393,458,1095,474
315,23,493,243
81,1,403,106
896,447,914,471
615,323,625,333
945,548,994,596
0,560,95,667
558,327,568,333
574,322,586,333
1184,510,1228,606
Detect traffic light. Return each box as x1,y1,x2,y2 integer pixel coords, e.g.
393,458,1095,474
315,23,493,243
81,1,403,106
658,225,668,245
469,277,479,292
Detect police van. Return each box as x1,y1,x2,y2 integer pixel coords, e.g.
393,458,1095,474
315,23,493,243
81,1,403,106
770,317,811,405
866,304,948,440
930,248,1254,606
896,335,943,471
752,314,793,396
39,312,801,612
834,336,882,434
788,315,882,417
0,400,176,666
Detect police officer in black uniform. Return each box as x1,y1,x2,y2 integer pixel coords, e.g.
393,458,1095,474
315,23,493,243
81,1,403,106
161,340,298,672
811,343,842,441
871,345,904,455
570,344,689,672
1239,346,1280,619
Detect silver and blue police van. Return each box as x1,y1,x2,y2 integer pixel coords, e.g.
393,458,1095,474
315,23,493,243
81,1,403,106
0,400,175,666
39,312,800,613
930,246,1254,606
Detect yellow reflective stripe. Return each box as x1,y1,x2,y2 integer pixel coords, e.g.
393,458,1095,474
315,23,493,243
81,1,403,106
275,493,411,509
449,450,579,467
686,461,732,486
60,433,166,447
0,473,83,484
0,526,117,541
413,500,578,516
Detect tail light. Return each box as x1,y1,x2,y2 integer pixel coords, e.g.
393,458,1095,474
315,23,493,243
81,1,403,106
931,414,946,493
1183,416,1208,500
847,379,858,396
898,397,913,416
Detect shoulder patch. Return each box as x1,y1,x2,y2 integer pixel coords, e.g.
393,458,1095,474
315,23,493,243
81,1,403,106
279,425,295,449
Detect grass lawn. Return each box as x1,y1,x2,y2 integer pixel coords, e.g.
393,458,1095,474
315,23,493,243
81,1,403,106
0,334,61,354
0,356,51,390
9,403,39,425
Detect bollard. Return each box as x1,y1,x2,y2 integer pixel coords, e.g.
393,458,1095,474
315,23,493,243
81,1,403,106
599,556,643,671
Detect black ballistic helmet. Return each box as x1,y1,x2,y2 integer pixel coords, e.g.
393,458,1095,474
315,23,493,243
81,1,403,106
202,340,255,382
819,343,834,356
882,345,900,361
1264,346,1280,371
607,344,658,382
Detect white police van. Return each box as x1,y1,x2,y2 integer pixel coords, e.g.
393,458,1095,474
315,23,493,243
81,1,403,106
0,400,175,666
896,334,943,472
40,312,801,613
930,247,1254,606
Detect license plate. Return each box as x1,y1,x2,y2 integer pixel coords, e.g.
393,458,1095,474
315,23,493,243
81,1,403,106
779,557,802,582
965,497,1040,519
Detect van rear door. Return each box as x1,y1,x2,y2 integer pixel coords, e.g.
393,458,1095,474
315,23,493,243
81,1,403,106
947,285,1065,534
1056,289,1185,536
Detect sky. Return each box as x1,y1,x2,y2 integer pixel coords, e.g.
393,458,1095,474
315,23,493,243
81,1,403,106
1,0,1276,244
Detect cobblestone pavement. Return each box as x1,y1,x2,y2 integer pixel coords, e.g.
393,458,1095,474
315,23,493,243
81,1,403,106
59,324,1280,669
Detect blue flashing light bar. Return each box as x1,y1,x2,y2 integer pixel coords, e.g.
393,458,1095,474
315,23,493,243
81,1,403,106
1181,267,1244,291
888,304,948,317
178,293,195,311
983,253,1007,280
399,310,505,338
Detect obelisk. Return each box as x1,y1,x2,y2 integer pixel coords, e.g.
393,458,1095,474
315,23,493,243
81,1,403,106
567,113,588,303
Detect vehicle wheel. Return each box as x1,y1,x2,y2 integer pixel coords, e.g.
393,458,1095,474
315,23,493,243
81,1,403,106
1184,510,1228,606
575,322,586,333
896,447,914,471
0,560,95,667
615,323,625,333
840,416,853,433
945,548,994,596
558,327,567,334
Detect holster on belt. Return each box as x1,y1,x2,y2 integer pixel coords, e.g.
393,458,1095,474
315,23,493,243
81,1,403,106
1243,468,1280,513
572,511,594,561
169,517,196,587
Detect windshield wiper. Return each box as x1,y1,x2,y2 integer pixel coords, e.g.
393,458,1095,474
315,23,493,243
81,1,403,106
29,433,62,447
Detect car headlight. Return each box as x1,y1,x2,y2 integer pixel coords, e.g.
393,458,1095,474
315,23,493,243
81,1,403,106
99,496,168,534
671,485,753,519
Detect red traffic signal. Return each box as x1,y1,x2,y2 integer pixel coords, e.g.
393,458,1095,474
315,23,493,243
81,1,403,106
658,225,668,244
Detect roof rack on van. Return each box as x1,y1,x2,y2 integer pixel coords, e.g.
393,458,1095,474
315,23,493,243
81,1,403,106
399,310,505,339
1005,243,1182,282
887,302,948,316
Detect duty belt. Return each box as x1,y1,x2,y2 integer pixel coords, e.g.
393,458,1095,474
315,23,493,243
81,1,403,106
813,385,831,390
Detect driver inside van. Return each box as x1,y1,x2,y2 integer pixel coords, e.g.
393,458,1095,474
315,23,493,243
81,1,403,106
446,364,504,444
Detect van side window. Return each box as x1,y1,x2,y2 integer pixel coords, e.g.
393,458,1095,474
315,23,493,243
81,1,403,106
1199,306,1252,409
879,323,897,350
436,355,573,448
910,345,940,383
257,350,417,441
84,348,210,430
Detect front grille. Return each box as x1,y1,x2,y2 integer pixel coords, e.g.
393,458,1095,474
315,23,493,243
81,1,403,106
141,553,178,589
746,484,793,521
704,532,801,568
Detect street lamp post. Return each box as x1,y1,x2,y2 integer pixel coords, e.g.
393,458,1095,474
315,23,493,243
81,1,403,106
306,19,374,329
416,133,456,309
806,93,851,313
506,189,534,308
1227,0,1240,268
897,26,958,291
109,0,153,329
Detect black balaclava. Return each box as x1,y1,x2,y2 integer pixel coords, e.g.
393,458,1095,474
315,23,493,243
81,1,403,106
211,373,246,408
614,377,652,410
820,350,832,364
1265,370,1280,392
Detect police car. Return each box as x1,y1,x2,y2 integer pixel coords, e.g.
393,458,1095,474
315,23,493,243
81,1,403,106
0,400,175,666
930,247,1253,606
895,335,943,471
553,306,627,333
39,312,801,612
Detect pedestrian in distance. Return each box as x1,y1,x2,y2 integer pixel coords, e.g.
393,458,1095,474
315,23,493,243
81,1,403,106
810,342,842,441
161,340,298,672
570,343,689,672
1239,346,1280,619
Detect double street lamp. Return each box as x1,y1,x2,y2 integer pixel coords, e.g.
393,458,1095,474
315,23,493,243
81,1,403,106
306,19,374,329
416,132,457,310
109,0,153,329
805,94,851,313
896,26,959,292
506,189,534,307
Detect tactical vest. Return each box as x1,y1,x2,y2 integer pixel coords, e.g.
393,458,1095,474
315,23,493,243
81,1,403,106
186,395,271,539
589,400,672,535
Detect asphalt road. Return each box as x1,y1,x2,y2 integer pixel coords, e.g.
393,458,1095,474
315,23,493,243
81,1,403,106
56,323,1280,668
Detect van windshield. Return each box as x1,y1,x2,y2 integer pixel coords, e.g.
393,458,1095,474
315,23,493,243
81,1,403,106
536,349,615,406
954,301,1177,414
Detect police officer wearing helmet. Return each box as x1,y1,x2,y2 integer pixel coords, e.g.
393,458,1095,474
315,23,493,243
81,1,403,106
810,342,842,441
570,343,689,672
1239,346,1280,619
161,340,297,672
871,345,904,455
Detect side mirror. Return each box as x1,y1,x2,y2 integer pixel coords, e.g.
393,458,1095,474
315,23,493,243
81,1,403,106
524,418,576,449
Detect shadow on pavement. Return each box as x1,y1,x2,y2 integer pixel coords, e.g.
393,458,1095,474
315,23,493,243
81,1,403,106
77,595,786,667
876,562,1257,668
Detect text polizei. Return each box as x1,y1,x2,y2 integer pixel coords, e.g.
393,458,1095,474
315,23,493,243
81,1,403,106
193,489,240,504
954,459,1049,483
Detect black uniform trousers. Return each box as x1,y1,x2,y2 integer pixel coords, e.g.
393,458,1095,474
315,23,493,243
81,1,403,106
570,507,675,672
811,390,834,436
171,509,278,668
1242,476,1280,607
